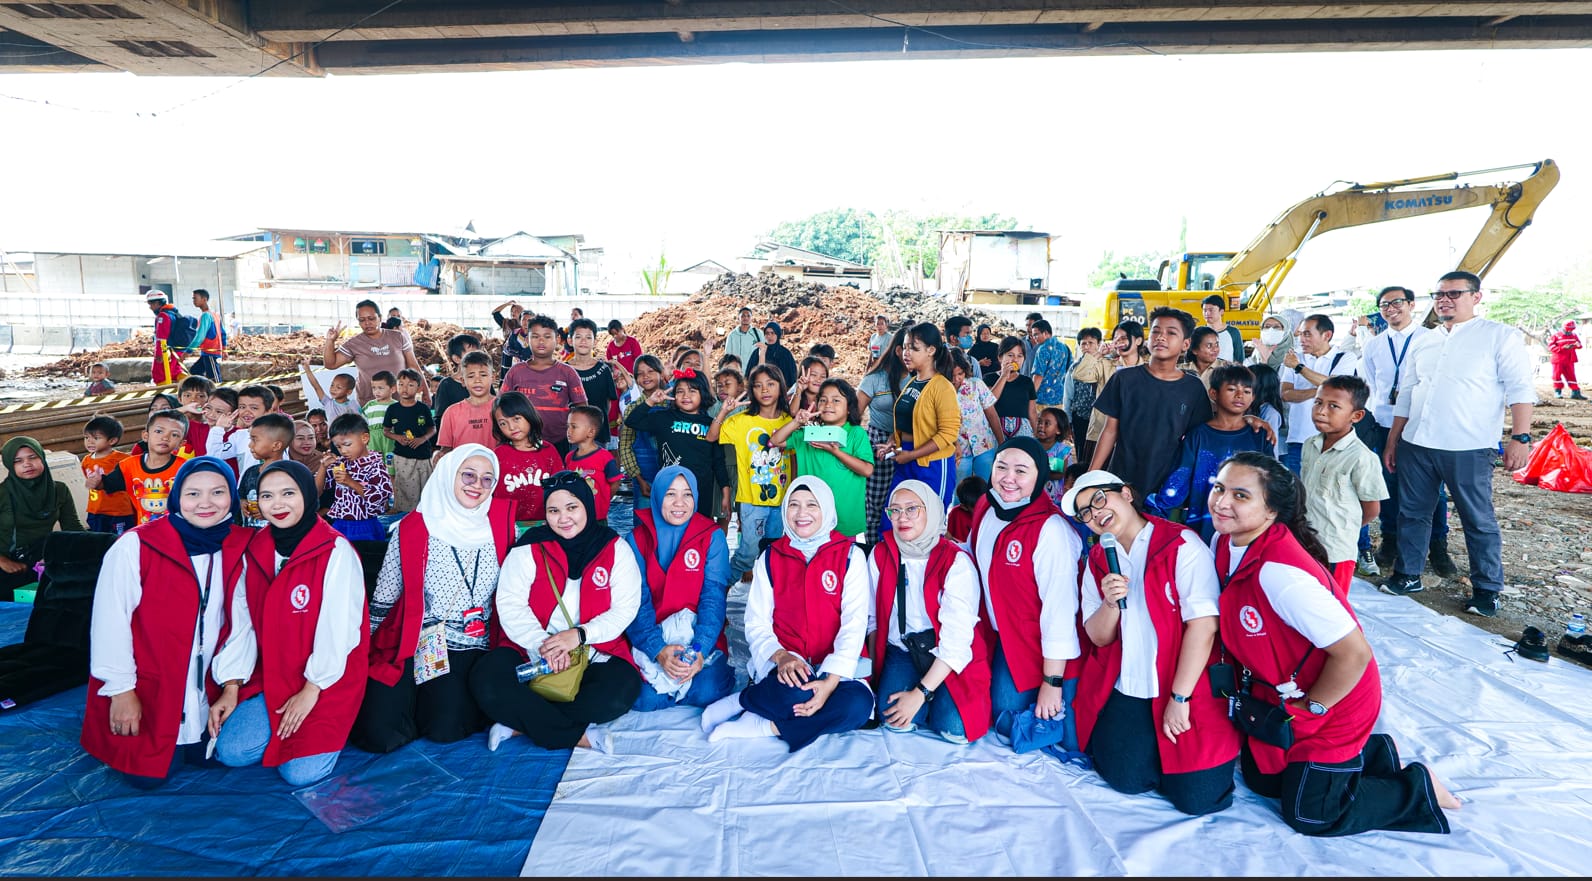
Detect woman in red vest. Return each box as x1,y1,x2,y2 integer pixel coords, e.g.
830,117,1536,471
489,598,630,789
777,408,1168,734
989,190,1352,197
351,444,518,754
623,465,735,711
968,437,1084,742
83,456,250,788
208,461,368,785
699,476,873,751
474,470,642,752
869,479,993,744
1209,451,1459,835
1061,469,1240,816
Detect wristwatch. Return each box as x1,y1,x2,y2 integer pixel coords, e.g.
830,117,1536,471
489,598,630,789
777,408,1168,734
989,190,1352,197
916,683,935,702
1305,698,1327,716
1509,432,1532,445
1170,692,1191,704
574,626,588,646
1042,674,1066,688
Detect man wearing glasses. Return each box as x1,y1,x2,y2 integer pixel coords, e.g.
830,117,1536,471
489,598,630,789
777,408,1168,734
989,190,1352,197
1358,287,1453,579
1381,272,1536,618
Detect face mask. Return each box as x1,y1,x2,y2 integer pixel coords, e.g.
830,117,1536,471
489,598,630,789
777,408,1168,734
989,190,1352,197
1260,328,1287,346
959,335,973,348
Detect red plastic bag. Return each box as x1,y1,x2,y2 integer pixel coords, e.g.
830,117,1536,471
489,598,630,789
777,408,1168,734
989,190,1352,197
1513,423,1592,494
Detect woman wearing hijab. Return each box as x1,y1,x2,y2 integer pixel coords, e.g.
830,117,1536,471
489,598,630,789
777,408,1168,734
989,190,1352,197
82,456,250,788
699,476,873,751
0,436,83,600
209,461,368,786
1248,309,1302,372
1061,469,1240,816
868,479,993,744
473,470,642,752
967,437,1084,744
352,444,518,753
623,465,735,711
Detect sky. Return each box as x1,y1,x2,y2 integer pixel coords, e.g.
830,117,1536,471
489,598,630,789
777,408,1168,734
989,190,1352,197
1,46,1590,298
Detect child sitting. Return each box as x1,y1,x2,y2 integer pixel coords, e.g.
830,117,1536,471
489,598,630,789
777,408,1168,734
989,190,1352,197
238,413,292,528
81,415,135,535
492,391,564,525
565,404,622,520
946,474,986,543
768,378,874,539
1151,364,1277,540
316,413,394,542
85,362,115,397
86,409,188,527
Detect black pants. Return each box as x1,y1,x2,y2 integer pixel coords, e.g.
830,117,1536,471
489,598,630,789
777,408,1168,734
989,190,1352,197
0,567,35,602
470,647,641,750
349,651,489,754
1084,689,1236,816
1071,413,1094,470
1240,733,1450,837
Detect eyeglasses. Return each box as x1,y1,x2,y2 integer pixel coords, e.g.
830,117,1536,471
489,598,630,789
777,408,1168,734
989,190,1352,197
458,471,497,489
1377,299,1411,310
1073,486,1121,522
884,503,926,520
1431,289,1477,301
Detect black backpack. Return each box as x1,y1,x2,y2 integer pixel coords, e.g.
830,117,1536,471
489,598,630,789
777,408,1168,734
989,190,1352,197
164,307,200,351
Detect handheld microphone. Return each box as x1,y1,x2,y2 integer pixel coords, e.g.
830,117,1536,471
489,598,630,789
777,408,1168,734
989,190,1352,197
1100,532,1126,610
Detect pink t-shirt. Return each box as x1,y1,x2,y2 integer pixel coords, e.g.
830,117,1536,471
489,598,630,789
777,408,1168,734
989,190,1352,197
337,328,412,402
437,398,496,450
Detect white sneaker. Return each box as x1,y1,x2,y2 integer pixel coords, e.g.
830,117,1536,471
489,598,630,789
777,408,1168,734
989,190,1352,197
487,723,519,752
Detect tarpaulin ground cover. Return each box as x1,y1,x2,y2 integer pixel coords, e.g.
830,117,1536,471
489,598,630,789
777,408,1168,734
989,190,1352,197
524,581,1592,876
0,602,568,877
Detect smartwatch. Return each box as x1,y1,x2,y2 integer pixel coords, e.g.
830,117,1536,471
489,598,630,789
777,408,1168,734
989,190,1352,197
1509,432,1532,445
916,683,935,703
574,626,588,646
1042,674,1066,688
1305,699,1327,716
1170,692,1191,704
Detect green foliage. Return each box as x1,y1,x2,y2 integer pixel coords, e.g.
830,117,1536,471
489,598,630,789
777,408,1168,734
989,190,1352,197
1484,284,1592,332
1088,249,1164,289
639,250,671,297
768,209,1019,277
769,208,879,267
1345,291,1375,321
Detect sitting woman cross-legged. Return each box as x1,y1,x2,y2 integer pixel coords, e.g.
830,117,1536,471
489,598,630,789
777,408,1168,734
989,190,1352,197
1209,451,1459,836
210,461,368,786
624,465,736,711
473,470,642,752
868,479,993,744
1062,469,1239,816
700,476,873,750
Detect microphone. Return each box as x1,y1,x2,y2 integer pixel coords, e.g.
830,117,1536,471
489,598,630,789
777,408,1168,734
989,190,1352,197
1100,532,1126,610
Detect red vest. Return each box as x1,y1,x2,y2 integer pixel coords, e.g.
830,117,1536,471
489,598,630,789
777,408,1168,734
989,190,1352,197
870,533,994,742
1073,516,1239,774
367,497,517,687
631,509,726,651
1216,522,1381,774
523,539,637,668
763,532,853,665
81,518,250,778
969,496,1070,691
242,521,370,766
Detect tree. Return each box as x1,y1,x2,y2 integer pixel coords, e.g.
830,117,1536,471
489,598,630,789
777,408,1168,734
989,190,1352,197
1088,249,1164,289
1484,285,1592,332
880,210,1017,279
767,208,1020,277
769,208,878,266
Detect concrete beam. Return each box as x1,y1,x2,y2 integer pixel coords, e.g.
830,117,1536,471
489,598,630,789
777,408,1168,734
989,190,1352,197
0,28,104,69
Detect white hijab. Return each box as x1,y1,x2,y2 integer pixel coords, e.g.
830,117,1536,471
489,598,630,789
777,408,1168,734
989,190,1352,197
414,443,500,547
782,475,838,559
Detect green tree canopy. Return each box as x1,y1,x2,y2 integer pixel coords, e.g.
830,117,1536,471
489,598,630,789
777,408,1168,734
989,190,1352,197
1088,249,1164,289
768,208,1019,277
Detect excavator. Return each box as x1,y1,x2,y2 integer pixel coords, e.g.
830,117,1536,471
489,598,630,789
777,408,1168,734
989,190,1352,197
1085,159,1560,339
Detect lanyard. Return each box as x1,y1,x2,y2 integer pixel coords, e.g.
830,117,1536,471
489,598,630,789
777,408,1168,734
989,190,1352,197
452,547,484,603
191,554,216,694
1387,332,1413,390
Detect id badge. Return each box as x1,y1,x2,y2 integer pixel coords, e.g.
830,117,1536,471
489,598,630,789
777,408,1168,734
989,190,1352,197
462,606,487,640
413,621,451,684
1388,388,1399,406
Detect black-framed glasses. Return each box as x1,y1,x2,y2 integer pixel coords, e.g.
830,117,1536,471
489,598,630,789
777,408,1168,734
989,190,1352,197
1073,485,1122,522
1431,289,1477,301
1378,299,1411,310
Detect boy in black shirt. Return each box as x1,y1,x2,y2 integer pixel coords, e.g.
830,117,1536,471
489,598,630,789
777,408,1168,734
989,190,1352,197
384,368,437,512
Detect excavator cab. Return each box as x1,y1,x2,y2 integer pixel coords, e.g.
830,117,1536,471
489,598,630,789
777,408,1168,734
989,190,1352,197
1163,252,1236,293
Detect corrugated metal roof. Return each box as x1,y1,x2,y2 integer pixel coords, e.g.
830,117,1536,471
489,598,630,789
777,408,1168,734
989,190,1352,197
4,240,271,259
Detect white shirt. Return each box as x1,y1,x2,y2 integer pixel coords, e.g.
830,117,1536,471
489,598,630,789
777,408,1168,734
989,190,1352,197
1280,348,1358,444
205,425,259,474
865,550,981,674
89,532,230,746
1356,324,1427,428
211,540,366,690
970,509,1083,661
745,544,870,681
1080,524,1220,699
1394,316,1536,451
1220,542,1356,649
1213,326,1237,362
495,541,643,663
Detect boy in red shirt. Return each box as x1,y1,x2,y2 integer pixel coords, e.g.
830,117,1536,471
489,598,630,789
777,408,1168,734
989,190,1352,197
564,404,621,520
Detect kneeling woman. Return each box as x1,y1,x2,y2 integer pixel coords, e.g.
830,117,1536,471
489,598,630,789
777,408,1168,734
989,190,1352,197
83,456,250,788
1063,469,1239,816
352,444,518,753
624,465,735,711
209,461,368,786
1209,451,1459,835
869,480,992,744
473,470,642,751
700,476,873,750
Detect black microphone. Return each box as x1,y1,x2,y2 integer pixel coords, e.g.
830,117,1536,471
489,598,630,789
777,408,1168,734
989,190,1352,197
1101,532,1126,610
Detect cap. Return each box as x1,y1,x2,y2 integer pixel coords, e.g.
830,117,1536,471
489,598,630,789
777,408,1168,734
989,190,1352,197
1566,320,1578,331
144,291,167,303
1059,469,1125,518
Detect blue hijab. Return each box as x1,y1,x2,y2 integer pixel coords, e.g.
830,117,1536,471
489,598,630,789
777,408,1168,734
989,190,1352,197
167,456,240,555
648,464,698,569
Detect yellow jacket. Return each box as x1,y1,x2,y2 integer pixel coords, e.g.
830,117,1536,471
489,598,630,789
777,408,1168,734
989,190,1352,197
892,374,961,464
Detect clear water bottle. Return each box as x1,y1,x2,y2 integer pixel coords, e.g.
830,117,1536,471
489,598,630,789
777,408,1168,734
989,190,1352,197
676,643,702,666
1568,613,1587,640
702,649,724,667
726,517,740,553
515,656,553,682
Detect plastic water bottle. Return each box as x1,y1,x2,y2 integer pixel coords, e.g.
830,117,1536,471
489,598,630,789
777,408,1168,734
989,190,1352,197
676,643,702,666
1568,614,1587,640
726,518,740,553
702,649,724,667
515,656,553,682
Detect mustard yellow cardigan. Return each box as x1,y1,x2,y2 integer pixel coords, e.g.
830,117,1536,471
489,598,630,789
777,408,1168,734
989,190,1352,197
891,373,961,465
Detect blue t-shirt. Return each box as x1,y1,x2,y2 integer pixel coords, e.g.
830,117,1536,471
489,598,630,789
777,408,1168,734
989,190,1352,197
1151,422,1276,540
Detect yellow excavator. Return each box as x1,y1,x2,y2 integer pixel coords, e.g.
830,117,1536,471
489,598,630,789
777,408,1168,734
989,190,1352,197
1085,159,1560,339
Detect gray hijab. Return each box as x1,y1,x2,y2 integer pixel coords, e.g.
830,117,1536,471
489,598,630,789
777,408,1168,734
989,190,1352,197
1263,308,1304,370
889,480,945,560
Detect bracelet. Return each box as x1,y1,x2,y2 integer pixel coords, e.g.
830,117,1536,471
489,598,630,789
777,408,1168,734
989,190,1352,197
916,683,935,702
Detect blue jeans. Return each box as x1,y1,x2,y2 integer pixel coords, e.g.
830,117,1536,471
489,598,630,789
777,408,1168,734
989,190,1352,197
331,517,385,542
730,502,784,581
214,695,341,786
990,642,1038,737
955,449,996,486
875,644,966,742
632,650,736,712
1282,442,1304,476
1360,421,1448,554
608,493,635,537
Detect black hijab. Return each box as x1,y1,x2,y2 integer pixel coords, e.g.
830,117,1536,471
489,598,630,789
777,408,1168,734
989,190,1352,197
514,470,617,577
986,436,1051,522
260,460,320,558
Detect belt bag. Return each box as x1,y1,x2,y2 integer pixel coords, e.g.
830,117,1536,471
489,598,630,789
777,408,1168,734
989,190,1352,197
524,546,590,703
1213,644,1314,752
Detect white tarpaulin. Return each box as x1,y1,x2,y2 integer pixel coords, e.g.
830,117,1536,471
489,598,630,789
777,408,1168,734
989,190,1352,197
522,581,1592,876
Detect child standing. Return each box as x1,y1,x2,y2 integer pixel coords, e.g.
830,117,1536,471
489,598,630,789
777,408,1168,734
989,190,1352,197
946,475,986,543
81,415,136,535
618,355,666,506
564,404,622,520
85,409,188,527
1152,364,1277,541
1246,363,1287,458
492,391,564,524
709,364,794,582
364,371,397,459
768,378,874,539
1301,375,1387,599
300,360,362,424
205,385,275,476
317,413,394,542
434,351,498,458
1033,406,1075,511
433,333,483,424
85,363,116,397
176,375,216,459
382,368,436,513
624,369,729,519
238,413,293,528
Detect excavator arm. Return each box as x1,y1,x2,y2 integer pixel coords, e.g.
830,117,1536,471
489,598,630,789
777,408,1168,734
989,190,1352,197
1220,159,1559,313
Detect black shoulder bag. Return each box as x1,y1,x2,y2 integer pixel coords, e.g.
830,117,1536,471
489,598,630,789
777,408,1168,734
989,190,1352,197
896,560,939,676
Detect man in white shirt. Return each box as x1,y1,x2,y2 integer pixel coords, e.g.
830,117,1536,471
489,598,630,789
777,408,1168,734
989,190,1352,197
1381,271,1536,618
722,307,763,371
1357,286,1453,578
1279,314,1357,474
1201,294,1245,363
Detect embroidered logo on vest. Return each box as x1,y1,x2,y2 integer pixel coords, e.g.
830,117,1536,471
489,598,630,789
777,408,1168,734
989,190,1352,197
684,548,702,571
1239,604,1264,635
592,567,610,589
290,584,311,612
1005,539,1023,564
821,570,839,593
